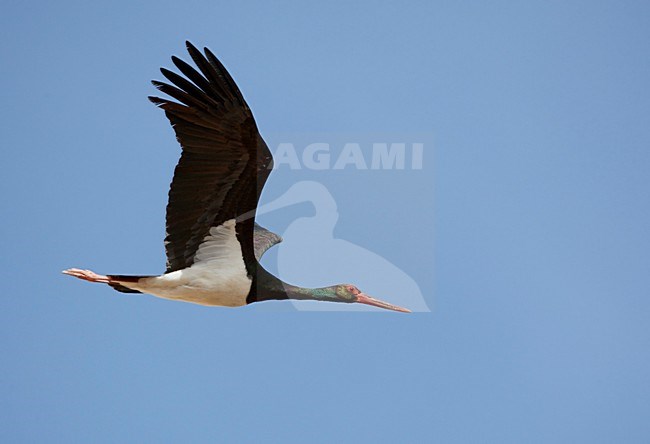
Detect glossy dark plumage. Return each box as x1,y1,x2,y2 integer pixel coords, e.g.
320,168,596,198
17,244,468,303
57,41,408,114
149,42,273,275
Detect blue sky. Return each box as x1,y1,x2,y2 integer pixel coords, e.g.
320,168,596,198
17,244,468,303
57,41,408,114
2,0,650,442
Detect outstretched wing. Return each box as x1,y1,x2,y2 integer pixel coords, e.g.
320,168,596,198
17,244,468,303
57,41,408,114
149,41,273,273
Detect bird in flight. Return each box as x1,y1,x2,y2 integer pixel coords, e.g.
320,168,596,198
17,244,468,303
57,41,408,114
63,42,410,313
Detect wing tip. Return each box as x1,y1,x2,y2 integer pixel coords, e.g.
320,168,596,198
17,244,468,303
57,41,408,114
148,95,165,106
186,40,199,53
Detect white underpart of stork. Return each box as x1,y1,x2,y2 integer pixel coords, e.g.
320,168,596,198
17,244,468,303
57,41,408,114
122,219,252,307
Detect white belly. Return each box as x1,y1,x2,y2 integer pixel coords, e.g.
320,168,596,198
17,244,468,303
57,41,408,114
124,220,252,307
135,264,251,307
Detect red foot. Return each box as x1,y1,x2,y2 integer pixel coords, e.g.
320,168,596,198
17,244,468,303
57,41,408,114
62,268,111,284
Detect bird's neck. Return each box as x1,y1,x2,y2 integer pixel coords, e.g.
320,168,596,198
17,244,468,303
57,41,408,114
280,283,338,301
252,266,337,303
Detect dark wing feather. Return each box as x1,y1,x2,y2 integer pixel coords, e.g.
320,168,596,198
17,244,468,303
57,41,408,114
149,41,273,273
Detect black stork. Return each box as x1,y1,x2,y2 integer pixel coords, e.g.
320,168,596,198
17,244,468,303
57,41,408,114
63,42,411,313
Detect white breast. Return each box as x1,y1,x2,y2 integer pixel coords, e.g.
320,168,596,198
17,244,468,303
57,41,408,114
126,220,252,307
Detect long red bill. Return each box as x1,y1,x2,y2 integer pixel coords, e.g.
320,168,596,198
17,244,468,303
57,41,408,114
356,293,411,313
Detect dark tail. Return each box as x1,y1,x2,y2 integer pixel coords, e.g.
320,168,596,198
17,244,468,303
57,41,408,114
107,274,152,294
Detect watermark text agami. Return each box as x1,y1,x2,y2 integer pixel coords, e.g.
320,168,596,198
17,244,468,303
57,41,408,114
272,142,424,170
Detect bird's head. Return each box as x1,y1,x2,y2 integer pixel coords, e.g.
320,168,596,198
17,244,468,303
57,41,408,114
332,284,411,313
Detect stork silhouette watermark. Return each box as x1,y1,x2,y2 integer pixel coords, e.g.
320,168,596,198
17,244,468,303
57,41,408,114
255,181,431,312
